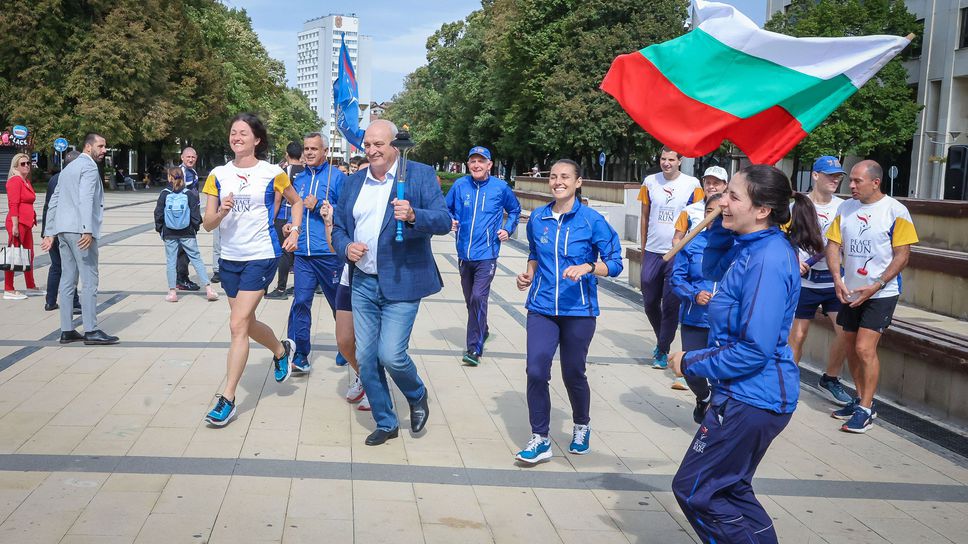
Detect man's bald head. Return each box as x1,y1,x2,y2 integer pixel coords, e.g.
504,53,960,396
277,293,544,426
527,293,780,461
366,120,398,142
363,120,400,177
848,159,883,203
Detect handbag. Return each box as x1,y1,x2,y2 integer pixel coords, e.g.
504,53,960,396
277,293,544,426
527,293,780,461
0,243,32,272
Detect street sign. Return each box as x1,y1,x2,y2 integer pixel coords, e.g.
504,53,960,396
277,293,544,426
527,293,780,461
888,165,898,180
53,138,69,152
599,152,606,167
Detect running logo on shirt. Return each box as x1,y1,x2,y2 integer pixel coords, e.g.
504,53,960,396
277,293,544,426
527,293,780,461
856,213,871,236
539,226,550,244
236,173,251,191
662,186,675,204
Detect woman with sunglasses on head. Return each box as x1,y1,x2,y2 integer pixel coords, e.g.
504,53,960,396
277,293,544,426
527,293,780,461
669,165,800,544
4,153,44,300
200,113,305,426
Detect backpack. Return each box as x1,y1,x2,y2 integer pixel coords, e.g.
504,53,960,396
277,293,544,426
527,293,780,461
164,190,191,230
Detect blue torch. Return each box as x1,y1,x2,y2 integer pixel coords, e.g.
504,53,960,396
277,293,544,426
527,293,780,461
390,128,415,242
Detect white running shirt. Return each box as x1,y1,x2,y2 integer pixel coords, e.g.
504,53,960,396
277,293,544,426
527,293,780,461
638,172,703,253
798,196,844,289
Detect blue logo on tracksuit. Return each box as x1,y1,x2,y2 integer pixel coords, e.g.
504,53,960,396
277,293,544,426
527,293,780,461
292,163,345,257
680,223,801,414
445,175,521,261
524,200,623,317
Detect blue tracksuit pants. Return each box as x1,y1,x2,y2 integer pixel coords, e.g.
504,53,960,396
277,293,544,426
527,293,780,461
459,258,496,353
672,398,792,543
287,255,340,357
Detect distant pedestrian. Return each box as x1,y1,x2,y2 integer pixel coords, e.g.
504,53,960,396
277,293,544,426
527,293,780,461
155,167,218,303
175,147,202,291
4,153,44,300
266,141,305,300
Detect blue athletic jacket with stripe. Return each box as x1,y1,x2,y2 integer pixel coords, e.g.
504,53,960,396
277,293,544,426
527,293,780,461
445,175,521,261
680,220,801,414
524,200,623,317
669,229,714,328
291,163,345,257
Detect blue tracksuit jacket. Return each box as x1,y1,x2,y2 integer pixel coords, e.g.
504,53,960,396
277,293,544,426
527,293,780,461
525,200,623,317
292,163,345,257
446,175,521,261
669,229,714,328
681,221,801,414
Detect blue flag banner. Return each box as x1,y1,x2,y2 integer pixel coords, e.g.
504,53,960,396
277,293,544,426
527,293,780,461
334,33,364,151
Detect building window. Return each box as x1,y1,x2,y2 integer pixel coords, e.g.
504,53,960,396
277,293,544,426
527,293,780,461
961,8,968,49
906,19,924,59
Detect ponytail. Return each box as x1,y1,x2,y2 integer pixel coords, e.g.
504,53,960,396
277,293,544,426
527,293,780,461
787,193,824,255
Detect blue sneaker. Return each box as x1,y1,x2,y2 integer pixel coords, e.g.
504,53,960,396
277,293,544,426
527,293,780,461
569,424,590,455
818,374,853,405
652,351,669,369
831,397,859,419
841,405,874,433
273,339,295,383
515,434,552,464
204,395,236,426
335,352,348,367
291,352,311,373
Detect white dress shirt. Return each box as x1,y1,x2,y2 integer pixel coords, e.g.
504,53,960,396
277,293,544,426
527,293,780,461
353,161,398,274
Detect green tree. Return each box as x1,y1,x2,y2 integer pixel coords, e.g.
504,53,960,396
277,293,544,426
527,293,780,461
766,0,921,160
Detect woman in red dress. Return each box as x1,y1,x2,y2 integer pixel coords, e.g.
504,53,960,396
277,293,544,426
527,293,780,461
4,153,44,300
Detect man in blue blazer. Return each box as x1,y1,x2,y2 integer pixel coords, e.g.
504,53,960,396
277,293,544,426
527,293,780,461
332,120,452,446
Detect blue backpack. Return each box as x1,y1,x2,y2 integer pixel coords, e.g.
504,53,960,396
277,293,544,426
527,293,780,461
164,190,191,230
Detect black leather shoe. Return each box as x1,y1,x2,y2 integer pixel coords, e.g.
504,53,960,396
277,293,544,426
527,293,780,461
410,394,430,433
264,288,287,300
365,428,399,446
72,306,82,315
45,303,59,312
211,272,221,284
83,330,120,345
59,330,85,344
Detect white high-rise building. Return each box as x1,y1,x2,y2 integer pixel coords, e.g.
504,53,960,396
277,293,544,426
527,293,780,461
297,14,373,159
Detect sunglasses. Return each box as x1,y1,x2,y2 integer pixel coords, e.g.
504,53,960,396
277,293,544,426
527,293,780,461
18,162,30,166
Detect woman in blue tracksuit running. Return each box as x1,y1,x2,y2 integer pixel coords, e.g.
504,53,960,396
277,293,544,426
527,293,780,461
669,164,800,543
668,193,721,425
514,159,623,464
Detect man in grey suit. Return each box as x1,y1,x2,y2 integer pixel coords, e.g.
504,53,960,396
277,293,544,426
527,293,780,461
42,133,120,345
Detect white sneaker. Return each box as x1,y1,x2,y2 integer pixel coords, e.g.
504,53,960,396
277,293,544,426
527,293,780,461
346,375,365,403
357,394,371,411
23,288,46,297
3,291,27,300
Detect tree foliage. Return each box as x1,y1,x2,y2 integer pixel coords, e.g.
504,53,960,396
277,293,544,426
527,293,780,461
0,0,318,162
386,0,688,177
766,0,921,160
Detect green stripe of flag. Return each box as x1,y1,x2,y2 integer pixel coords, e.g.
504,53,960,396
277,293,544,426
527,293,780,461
641,28,858,131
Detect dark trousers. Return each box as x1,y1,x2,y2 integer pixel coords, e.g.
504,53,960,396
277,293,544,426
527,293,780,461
176,246,189,284
45,236,80,309
459,258,496,353
287,255,340,356
273,219,294,290
641,250,680,354
680,324,711,402
526,312,596,436
672,399,792,544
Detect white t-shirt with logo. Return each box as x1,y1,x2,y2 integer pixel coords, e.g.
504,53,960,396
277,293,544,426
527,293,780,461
638,172,703,253
826,195,918,299
674,200,706,235
798,196,844,289
202,160,291,261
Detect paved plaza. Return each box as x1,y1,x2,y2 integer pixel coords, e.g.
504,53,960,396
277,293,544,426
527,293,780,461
0,191,966,543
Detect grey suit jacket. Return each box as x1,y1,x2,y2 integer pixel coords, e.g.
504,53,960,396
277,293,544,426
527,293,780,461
45,153,104,239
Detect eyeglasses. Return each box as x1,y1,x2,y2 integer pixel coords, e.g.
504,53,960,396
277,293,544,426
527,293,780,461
17,162,30,167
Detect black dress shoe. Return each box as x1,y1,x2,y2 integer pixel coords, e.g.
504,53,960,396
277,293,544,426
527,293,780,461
83,330,120,345
72,306,82,315
45,303,59,311
211,272,221,284
365,427,399,446
410,394,430,433
59,330,85,344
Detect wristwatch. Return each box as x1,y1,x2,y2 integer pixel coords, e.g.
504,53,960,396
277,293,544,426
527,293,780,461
873,275,887,289
290,225,300,234
586,262,596,274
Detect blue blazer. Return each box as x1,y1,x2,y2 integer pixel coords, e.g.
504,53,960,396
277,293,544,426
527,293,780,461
332,159,452,301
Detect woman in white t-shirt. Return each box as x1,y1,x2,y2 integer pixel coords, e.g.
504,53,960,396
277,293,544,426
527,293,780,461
200,113,305,427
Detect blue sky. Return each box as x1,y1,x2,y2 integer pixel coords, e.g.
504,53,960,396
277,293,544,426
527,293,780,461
228,0,767,102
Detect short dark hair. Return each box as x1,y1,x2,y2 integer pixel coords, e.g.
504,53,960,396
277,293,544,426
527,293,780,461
737,164,792,227
64,150,81,165
660,146,683,160
349,156,364,167
229,113,269,159
83,132,104,148
866,161,883,182
286,141,302,159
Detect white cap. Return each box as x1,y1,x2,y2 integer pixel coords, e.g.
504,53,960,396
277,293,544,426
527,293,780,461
703,166,728,181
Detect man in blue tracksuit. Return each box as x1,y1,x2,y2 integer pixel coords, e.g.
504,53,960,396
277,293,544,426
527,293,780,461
445,146,521,366
286,132,347,372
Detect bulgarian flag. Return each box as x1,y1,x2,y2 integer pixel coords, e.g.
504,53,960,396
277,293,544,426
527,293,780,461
601,0,911,165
